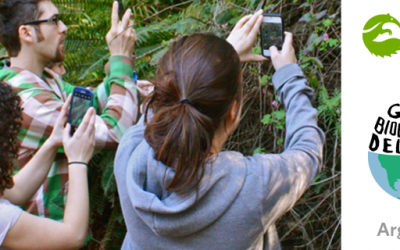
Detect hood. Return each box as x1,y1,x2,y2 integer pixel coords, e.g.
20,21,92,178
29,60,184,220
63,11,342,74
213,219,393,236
124,138,247,237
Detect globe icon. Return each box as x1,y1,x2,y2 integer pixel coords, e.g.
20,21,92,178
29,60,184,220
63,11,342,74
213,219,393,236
369,151,400,199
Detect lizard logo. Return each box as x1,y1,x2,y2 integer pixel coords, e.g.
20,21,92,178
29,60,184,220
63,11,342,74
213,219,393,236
363,14,400,57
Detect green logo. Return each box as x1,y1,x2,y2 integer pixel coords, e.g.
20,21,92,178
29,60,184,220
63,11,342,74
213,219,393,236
363,14,400,57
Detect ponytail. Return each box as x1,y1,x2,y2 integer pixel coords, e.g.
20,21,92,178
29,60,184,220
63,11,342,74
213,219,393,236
144,33,242,194
145,101,214,193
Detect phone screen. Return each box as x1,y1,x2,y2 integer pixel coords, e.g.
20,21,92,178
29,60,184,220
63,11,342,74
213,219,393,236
261,16,283,56
69,90,93,134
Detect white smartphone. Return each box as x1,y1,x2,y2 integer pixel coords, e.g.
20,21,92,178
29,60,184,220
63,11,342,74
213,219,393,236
260,14,284,57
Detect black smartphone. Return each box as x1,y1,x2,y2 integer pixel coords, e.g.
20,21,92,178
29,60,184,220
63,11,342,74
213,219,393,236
117,0,125,20
67,87,94,136
260,13,284,57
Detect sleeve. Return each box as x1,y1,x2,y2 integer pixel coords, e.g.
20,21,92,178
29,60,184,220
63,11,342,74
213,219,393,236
0,199,22,246
88,55,139,148
245,64,325,227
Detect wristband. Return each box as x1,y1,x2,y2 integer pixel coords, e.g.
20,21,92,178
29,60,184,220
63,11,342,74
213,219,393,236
68,162,88,167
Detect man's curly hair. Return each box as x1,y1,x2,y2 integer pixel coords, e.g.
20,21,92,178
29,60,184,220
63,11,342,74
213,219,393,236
0,81,22,195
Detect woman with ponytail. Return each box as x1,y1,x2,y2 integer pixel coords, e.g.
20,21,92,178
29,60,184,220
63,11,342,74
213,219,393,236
115,10,324,250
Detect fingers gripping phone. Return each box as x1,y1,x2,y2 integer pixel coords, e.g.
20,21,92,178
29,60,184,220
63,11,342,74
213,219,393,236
260,14,284,57
67,87,94,136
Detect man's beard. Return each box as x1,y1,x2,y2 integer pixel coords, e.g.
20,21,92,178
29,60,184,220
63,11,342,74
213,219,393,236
35,26,65,63
54,46,64,62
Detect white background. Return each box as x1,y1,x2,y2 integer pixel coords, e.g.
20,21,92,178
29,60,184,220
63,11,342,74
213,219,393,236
343,0,400,248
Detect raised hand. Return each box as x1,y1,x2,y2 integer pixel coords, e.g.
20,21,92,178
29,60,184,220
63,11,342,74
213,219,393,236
226,10,267,62
270,32,297,71
106,1,136,57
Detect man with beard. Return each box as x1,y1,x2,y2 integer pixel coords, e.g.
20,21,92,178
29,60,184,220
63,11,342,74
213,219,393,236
0,0,139,223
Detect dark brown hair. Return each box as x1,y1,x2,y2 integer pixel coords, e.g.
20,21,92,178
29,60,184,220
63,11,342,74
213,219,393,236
0,81,22,195
144,33,242,194
0,0,43,57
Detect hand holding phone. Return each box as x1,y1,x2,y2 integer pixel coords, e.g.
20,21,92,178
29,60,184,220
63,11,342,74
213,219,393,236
67,87,94,136
64,107,96,163
270,32,297,71
260,14,284,57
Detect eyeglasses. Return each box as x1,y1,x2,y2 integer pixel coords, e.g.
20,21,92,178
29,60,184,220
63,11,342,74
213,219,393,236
22,15,61,26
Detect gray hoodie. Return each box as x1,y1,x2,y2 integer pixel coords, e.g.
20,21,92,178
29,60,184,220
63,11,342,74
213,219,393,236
114,64,325,250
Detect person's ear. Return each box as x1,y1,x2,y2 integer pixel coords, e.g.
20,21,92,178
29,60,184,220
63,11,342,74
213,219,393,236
227,100,240,123
18,25,35,44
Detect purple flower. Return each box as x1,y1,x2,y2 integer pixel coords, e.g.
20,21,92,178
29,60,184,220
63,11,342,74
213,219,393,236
262,89,266,94
336,108,340,114
222,23,228,30
272,100,279,107
323,33,329,41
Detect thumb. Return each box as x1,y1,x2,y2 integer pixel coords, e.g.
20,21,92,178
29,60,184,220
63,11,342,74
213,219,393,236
251,54,270,62
270,46,279,58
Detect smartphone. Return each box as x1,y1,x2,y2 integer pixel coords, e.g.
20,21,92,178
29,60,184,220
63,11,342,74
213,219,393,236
117,0,125,20
67,87,94,136
260,13,284,57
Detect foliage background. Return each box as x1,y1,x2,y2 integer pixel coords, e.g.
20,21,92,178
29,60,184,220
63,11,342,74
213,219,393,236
5,0,341,249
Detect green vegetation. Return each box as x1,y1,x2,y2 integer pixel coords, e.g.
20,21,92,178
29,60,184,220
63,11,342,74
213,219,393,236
2,0,341,248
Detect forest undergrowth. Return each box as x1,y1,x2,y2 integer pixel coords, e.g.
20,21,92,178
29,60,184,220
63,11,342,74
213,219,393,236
1,0,341,249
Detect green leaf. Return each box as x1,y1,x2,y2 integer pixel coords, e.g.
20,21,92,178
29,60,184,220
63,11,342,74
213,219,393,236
216,10,232,24
305,33,324,53
327,38,339,47
229,16,241,25
302,57,324,69
253,45,261,55
249,66,258,75
316,10,327,20
253,147,266,155
276,123,285,130
273,110,286,120
299,13,313,22
260,75,269,86
261,114,272,124
310,77,319,88
312,172,327,183
249,0,257,8
322,19,332,27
